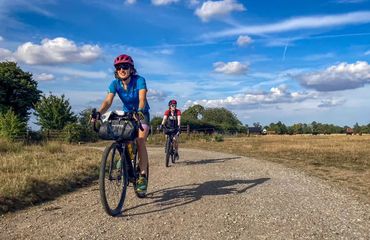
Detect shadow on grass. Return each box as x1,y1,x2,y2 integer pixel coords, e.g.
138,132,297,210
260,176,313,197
120,178,270,217
178,157,241,166
0,170,99,215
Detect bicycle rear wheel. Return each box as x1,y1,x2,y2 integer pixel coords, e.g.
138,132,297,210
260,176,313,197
99,142,128,216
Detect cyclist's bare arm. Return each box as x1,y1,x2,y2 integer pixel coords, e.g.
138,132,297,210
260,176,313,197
177,115,181,128
161,115,168,125
98,93,114,114
138,89,147,110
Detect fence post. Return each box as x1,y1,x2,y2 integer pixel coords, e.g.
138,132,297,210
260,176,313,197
187,124,190,135
26,129,30,143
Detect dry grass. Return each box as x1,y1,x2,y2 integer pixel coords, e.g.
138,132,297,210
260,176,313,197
0,140,101,214
2,134,369,214
182,134,370,202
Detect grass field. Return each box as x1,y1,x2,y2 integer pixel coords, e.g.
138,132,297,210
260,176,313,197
181,134,370,202
1,134,369,214
0,139,101,214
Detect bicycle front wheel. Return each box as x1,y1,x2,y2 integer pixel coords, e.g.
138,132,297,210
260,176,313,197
99,142,128,216
165,136,171,167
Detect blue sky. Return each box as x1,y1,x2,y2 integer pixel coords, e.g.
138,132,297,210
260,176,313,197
1,0,370,127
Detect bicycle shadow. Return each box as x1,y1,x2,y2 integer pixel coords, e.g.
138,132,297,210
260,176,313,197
178,157,241,166
120,178,270,217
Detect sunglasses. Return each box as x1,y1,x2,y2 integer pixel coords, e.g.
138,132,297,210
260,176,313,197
115,64,131,71
170,104,176,107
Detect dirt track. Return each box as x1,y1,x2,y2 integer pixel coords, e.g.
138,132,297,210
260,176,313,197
1,147,369,239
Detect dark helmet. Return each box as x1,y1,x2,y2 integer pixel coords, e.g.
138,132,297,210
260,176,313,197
168,99,177,106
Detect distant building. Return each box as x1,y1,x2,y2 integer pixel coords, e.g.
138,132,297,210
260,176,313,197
248,127,262,136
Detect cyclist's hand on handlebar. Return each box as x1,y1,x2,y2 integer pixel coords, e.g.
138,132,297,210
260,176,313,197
158,124,163,131
90,109,101,123
137,111,145,121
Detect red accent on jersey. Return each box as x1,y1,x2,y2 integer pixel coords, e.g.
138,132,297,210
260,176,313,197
164,109,181,116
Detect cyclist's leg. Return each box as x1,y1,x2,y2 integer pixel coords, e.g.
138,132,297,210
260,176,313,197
137,112,150,176
173,134,179,151
173,133,179,159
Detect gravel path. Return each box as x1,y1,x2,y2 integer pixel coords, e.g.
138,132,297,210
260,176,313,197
1,147,369,239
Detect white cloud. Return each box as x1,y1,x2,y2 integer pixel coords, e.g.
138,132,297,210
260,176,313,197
204,11,370,38
213,61,248,75
295,61,370,91
13,37,102,65
185,85,317,108
125,0,137,4
365,50,370,55
195,0,245,22
236,35,252,46
0,36,3,41
32,65,108,79
147,89,168,102
318,98,346,108
34,73,55,81
0,48,16,61
151,0,179,6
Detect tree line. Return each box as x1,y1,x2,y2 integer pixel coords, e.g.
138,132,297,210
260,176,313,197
264,121,370,135
1,62,369,142
0,62,96,142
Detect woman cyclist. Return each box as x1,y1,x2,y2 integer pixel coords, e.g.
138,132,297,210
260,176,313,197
160,99,181,159
92,54,150,196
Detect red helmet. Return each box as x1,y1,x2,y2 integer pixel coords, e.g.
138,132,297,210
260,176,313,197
168,99,177,106
114,54,134,66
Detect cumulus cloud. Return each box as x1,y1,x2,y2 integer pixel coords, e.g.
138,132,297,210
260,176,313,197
0,48,16,61
34,73,55,81
294,61,370,91
195,0,245,22
213,61,248,75
236,35,252,46
318,98,346,108
185,85,316,108
12,37,102,65
151,0,179,6
147,89,168,102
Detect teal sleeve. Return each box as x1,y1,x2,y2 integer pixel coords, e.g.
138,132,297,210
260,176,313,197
137,77,147,90
108,80,116,94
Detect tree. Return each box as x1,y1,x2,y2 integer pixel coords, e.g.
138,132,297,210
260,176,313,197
182,104,205,121
150,116,162,128
0,62,41,122
34,93,77,130
202,108,242,126
0,109,27,140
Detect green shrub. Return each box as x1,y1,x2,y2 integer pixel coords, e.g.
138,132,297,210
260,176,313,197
63,123,98,143
214,134,224,142
0,109,27,141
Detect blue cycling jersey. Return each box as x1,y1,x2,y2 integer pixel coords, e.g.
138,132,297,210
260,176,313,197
108,75,150,113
